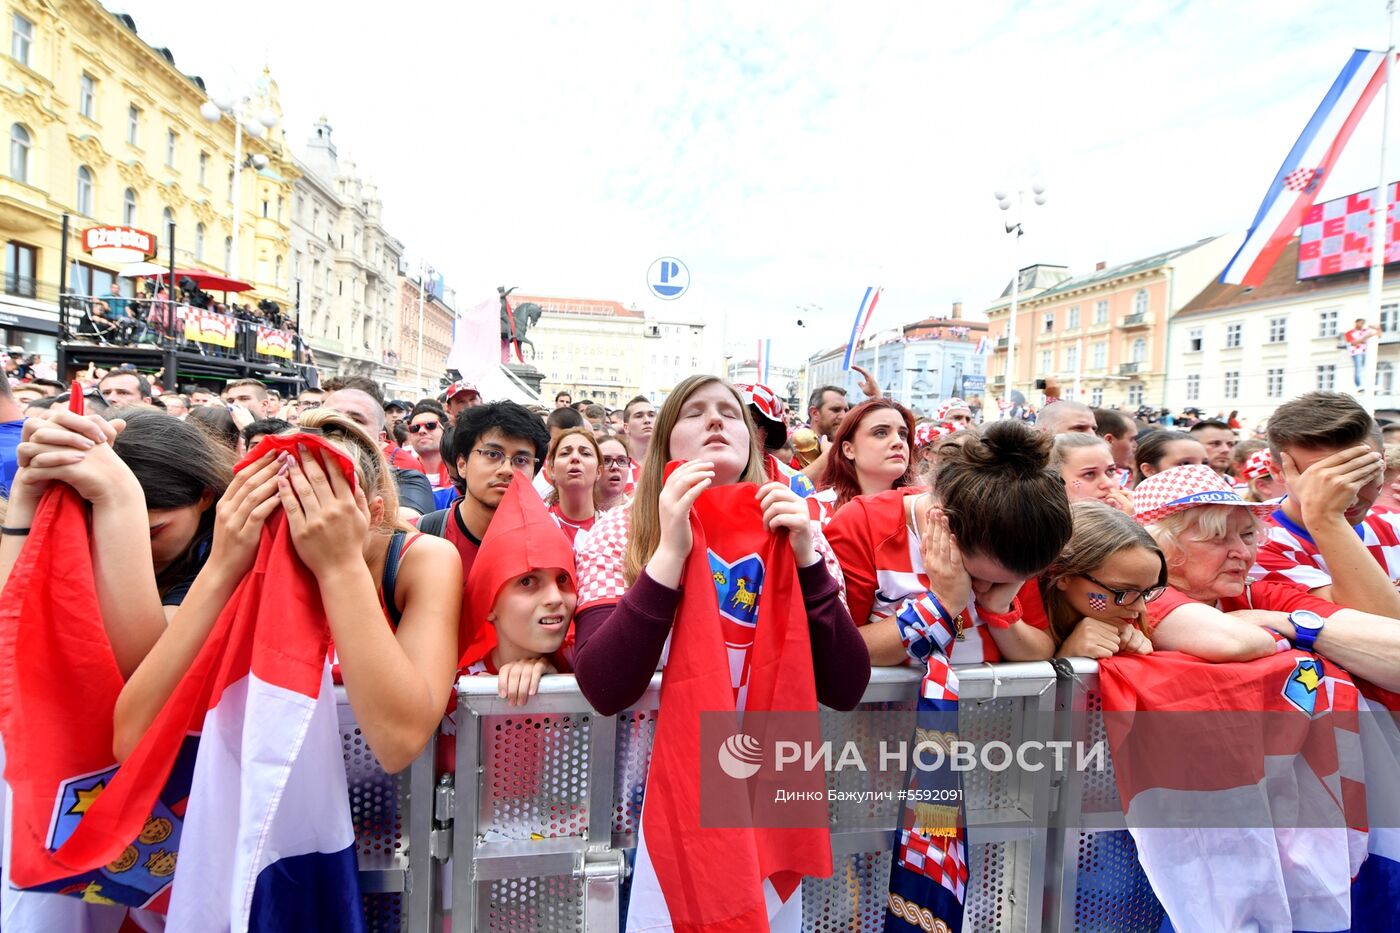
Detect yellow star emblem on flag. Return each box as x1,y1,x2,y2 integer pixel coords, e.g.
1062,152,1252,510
67,781,105,815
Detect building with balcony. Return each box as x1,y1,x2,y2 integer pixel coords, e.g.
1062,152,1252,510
290,118,403,382
1169,237,1400,428
985,238,1236,410
804,307,989,419
1,1,297,369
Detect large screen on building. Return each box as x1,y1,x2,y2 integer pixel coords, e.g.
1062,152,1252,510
1298,182,1400,279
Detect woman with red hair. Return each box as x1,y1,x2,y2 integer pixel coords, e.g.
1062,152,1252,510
814,398,919,522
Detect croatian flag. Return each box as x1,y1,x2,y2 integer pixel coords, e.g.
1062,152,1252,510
1099,650,1367,932
757,338,772,385
1221,49,1389,286
975,335,991,356
0,431,364,932
1353,684,1400,927
841,286,882,370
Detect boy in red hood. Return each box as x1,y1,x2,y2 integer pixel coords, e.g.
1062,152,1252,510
462,470,576,706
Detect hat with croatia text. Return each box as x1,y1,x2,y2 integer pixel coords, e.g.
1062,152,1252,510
1133,463,1277,526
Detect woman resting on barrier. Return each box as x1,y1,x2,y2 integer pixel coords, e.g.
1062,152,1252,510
826,418,1073,667
1132,428,1207,485
1022,500,1160,659
1130,464,1400,688
113,410,463,773
462,470,577,706
0,407,232,678
1050,431,1133,512
572,374,869,932
543,426,601,544
813,397,918,522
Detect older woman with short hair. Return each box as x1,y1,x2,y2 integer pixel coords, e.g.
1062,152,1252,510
1132,464,1400,689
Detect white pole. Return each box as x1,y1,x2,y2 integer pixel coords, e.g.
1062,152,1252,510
1003,228,1021,411
1367,2,1397,411
416,261,426,395
230,115,243,278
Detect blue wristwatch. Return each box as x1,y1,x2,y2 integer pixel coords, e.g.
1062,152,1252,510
1289,609,1326,652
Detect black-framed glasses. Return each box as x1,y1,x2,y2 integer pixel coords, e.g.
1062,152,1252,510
474,447,538,470
1079,573,1166,606
601,456,630,469
408,421,441,434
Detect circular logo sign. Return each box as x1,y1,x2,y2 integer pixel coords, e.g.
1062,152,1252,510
647,257,690,300
716,732,763,780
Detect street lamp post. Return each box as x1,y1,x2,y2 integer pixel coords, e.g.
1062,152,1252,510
200,94,278,281
995,183,1047,413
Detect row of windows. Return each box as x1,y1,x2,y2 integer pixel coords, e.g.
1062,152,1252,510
1186,305,1399,351
1039,292,1148,334
1080,384,1147,408
1036,337,1148,374
1181,363,1393,401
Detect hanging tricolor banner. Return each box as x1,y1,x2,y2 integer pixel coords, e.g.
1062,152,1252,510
757,338,772,385
841,286,883,371
1221,48,1389,287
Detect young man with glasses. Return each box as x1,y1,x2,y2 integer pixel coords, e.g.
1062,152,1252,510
415,401,550,598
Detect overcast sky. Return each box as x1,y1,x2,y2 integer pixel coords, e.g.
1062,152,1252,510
117,0,1394,366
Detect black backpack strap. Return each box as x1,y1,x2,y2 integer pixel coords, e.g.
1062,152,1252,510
418,508,450,538
381,530,408,629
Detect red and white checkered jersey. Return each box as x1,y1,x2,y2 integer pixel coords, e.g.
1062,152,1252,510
575,501,846,612
824,487,1004,666
1254,507,1400,591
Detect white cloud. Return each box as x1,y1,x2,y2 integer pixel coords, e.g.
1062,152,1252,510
117,0,1393,367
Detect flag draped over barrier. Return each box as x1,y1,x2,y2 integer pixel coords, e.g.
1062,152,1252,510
1221,49,1389,287
0,430,365,932
1099,650,1367,932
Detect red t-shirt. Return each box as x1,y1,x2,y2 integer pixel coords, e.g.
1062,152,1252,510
1147,580,1342,625
1345,327,1372,355
442,504,489,666
1016,579,1051,630
547,504,596,545
384,442,425,472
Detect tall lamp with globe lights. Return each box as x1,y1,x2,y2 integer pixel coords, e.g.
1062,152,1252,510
200,95,277,282
995,183,1046,412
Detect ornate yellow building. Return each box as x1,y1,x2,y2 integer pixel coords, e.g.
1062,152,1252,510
1,0,297,357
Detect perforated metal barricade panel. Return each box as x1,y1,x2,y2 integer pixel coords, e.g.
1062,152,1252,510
450,666,1060,933
338,691,408,933
802,850,894,932
1046,662,1167,932
480,712,591,840
482,875,586,932
611,709,656,846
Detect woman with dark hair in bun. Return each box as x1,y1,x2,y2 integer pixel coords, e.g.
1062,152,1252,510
826,418,1073,666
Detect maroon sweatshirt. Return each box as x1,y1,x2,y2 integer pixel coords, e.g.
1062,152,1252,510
573,561,871,716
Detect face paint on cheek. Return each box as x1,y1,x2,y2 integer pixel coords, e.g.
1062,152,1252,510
1072,481,1083,489
1087,592,1109,613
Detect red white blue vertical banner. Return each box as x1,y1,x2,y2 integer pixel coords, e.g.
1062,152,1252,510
757,339,771,385
1221,49,1389,287
841,287,882,371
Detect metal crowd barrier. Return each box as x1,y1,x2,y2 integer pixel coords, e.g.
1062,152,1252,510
337,661,1172,933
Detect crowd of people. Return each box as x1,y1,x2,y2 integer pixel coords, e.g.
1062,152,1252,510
5,358,1400,930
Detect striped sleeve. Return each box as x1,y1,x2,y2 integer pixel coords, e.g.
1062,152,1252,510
1253,525,1333,591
